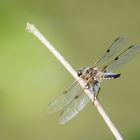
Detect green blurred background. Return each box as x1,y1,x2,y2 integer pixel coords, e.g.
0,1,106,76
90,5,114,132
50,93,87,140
0,0,140,140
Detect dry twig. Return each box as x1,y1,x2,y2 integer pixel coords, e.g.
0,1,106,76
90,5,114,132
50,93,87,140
26,23,123,140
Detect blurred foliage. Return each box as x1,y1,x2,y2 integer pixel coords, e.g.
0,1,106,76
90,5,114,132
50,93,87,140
0,0,140,140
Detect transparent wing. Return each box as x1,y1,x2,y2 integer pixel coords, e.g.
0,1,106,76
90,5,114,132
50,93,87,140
59,91,90,124
48,80,83,114
93,36,127,67
105,45,140,72
59,80,100,124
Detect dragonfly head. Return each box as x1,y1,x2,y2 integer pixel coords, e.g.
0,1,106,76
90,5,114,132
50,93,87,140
77,67,94,77
77,67,85,77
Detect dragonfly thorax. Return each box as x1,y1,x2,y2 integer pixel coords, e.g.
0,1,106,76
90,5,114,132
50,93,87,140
77,67,98,82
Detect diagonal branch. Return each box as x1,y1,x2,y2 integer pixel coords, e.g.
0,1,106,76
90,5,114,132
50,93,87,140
26,23,123,140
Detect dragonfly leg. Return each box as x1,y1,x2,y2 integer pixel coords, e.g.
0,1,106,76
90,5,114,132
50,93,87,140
96,87,100,99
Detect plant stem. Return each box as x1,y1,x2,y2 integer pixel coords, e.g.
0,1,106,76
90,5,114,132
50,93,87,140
26,23,123,140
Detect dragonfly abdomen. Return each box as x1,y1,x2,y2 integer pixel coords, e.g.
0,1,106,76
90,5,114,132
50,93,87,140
101,73,121,80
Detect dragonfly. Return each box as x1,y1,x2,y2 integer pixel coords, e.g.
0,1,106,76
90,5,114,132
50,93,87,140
48,36,140,124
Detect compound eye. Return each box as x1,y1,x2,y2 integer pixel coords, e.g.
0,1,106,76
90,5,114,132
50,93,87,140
77,70,82,77
77,68,85,77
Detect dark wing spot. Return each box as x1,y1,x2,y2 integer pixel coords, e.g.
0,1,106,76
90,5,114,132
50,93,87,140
128,45,133,49
102,65,108,71
104,65,108,69
115,37,119,42
63,91,67,94
107,49,110,53
114,57,118,60
74,95,79,99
